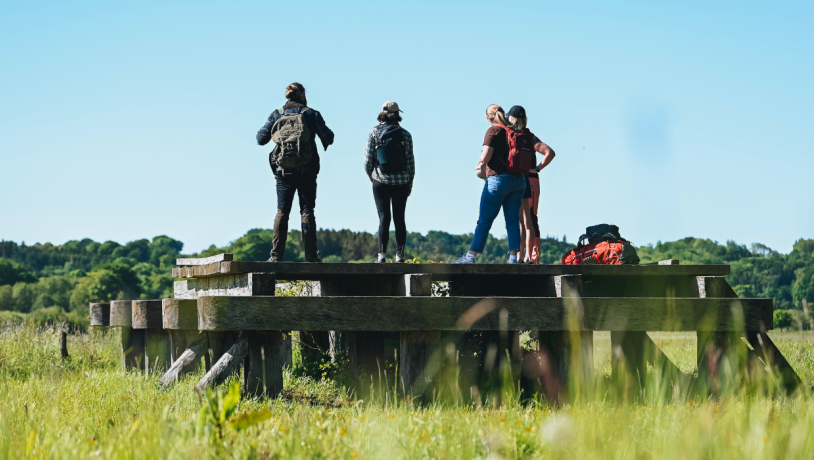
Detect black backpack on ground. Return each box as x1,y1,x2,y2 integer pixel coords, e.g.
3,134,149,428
375,125,407,174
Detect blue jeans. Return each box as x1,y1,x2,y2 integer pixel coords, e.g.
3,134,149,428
470,173,526,254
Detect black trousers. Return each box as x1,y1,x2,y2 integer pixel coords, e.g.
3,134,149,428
372,180,410,254
271,172,319,261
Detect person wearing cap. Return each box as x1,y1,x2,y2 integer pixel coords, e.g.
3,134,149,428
256,82,335,262
454,104,528,264
505,105,556,264
364,101,415,263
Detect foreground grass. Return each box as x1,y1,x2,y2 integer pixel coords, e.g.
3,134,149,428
1,325,814,459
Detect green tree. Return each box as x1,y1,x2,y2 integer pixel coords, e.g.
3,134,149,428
0,258,37,286
774,309,793,330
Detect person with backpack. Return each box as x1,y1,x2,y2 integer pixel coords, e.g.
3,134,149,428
505,105,556,263
256,82,335,262
455,104,536,264
364,101,415,263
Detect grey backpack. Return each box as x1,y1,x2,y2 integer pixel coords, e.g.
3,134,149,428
271,106,312,171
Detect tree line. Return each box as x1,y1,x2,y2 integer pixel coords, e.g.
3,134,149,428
1,231,812,329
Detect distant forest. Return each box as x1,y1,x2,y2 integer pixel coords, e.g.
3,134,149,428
1,230,813,328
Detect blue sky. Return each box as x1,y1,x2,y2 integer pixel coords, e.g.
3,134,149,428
1,1,812,254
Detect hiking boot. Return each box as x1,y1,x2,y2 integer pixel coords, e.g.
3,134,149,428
375,253,387,263
453,253,475,264
395,246,406,263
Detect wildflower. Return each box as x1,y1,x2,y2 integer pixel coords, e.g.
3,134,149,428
516,420,521,424
500,418,506,423
525,427,532,432
340,429,347,436
419,436,424,441
352,452,357,457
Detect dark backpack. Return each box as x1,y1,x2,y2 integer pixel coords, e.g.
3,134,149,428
375,125,406,174
499,126,535,174
271,106,313,171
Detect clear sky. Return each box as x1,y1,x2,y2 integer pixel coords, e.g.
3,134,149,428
1,1,812,254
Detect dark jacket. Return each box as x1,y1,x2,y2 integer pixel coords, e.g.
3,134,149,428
256,100,335,176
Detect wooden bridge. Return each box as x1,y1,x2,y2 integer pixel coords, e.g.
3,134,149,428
90,254,801,402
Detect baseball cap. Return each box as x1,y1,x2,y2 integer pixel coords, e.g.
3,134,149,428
382,101,403,113
506,105,526,118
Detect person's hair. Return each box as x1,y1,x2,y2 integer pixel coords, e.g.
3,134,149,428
285,82,307,104
378,111,402,124
486,104,509,126
509,115,527,130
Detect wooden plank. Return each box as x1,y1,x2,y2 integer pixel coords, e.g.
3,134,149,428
90,302,110,326
658,259,680,265
173,273,277,299
195,333,248,392
399,274,438,397
145,328,172,376
696,276,743,395
176,253,233,266
110,300,133,327
172,261,731,280
169,330,201,375
121,327,145,371
162,299,198,330
132,300,164,329
197,296,773,332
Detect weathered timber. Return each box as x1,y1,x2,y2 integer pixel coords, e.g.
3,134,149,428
109,300,133,327
162,299,198,330
159,332,208,387
90,302,111,326
172,261,730,280
399,274,439,397
132,300,163,329
195,333,248,392
173,273,277,299
244,331,289,398
197,296,773,332
145,328,172,376
658,259,680,265
696,276,744,394
582,275,700,298
60,328,69,359
745,330,802,393
121,327,145,371
169,330,201,372
176,253,233,266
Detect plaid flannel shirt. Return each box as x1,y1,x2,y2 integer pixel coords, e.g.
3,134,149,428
364,124,415,186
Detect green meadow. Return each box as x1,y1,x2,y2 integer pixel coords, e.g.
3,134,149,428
2,324,814,459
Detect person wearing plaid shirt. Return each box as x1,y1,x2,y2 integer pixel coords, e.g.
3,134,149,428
364,101,415,263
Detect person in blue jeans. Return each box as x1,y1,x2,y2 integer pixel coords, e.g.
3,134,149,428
455,104,527,264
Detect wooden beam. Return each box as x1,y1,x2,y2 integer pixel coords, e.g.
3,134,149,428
196,295,773,332
399,274,439,398
121,327,144,371
159,332,208,387
173,273,277,299
145,328,172,376
195,333,248,392
172,261,731,280
176,253,233,266
162,299,198,330
132,300,163,329
110,300,133,327
90,302,110,327
658,259,680,265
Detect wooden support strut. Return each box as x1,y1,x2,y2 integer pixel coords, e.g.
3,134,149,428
132,300,172,376
159,332,208,387
111,300,143,371
196,333,249,393
398,274,439,398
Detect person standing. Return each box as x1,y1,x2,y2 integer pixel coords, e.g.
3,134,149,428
256,83,335,262
505,105,555,263
364,101,415,263
455,104,531,264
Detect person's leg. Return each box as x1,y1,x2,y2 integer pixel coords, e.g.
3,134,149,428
469,176,508,255
529,175,541,263
520,199,534,262
271,175,297,260
390,184,410,257
297,173,320,262
372,181,393,255
501,175,525,255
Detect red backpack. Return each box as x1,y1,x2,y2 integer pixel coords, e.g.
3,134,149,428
498,126,535,174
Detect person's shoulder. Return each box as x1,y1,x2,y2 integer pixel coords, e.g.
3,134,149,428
400,126,412,138
486,125,506,135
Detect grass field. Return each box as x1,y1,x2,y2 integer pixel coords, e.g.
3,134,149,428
1,324,814,459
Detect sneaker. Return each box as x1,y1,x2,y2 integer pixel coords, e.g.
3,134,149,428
507,255,519,264
375,253,387,263
394,253,406,263
266,257,281,262
305,257,323,263
453,253,476,264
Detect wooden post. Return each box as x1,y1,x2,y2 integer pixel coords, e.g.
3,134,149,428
60,328,69,359
169,330,202,375
696,276,742,395
89,302,111,327
159,332,208,387
132,300,172,377
196,334,249,392
399,274,440,399
110,300,143,370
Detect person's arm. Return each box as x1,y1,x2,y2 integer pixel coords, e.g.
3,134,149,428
312,110,335,151
405,131,415,190
364,131,377,181
480,145,495,164
534,139,556,171
256,110,281,145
